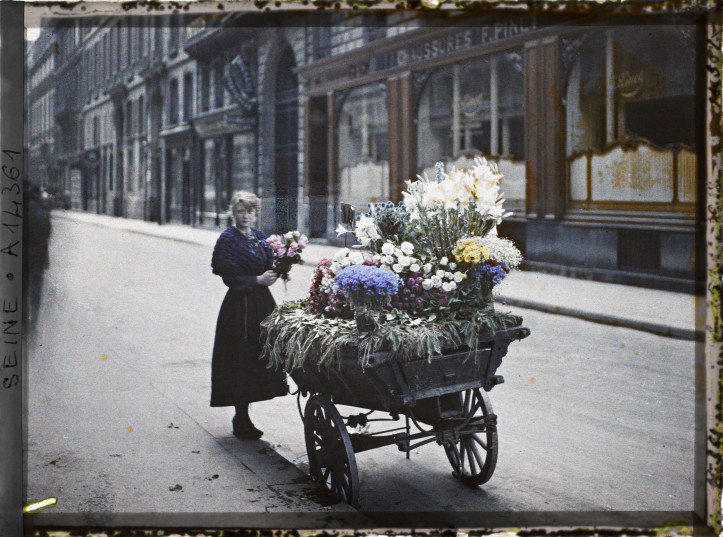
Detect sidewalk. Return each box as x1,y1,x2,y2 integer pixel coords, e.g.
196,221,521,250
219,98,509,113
54,210,702,341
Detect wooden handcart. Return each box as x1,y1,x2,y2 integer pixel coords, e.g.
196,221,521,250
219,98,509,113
290,323,531,507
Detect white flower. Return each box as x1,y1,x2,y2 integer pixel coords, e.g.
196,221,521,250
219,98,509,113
398,255,411,267
408,257,418,265
330,261,341,274
381,242,395,256
394,248,404,258
453,271,464,282
354,214,381,244
383,255,395,265
423,263,432,274
333,248,350,262
400,241,414,255
392,263,403,273
349,251,365,265
449,262,457,270
341,257,352,267
410,263,421,273
430,275,442,287
440,256,448,265
372,254,381,261
436,270,445,278
448,281,457,290
422,279,433,290
445,272,453,279
442,282,452,292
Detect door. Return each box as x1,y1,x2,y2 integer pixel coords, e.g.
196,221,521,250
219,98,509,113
274,46,299,233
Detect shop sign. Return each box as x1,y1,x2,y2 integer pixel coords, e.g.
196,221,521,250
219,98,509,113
362,17,538,77
611,69,644,98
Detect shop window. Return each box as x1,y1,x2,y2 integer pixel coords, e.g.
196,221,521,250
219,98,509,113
183,72,193,122
109,152,114,191
201,66,210,112
169,78,179,126
203,139,216,221
565,26,696,210
416,50,526,212
337,82,389,210
138,95,144,135
214,62,225,109
232,133,255,193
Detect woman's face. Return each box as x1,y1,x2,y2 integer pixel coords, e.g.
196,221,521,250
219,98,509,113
233,204,257,231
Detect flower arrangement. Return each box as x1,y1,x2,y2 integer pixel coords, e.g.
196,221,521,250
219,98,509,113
266,230,308,284
263,157,523,369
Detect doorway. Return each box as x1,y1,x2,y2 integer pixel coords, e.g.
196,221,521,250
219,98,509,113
273,46,299,233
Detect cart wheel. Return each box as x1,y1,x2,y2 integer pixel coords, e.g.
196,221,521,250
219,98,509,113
442,388,498,487
304,394,360,507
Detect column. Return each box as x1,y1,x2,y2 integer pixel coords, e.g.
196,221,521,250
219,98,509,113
361,89,369,158
452,63,461,156
605,30,615,145
490,56,499,157
325,91,337,236
524,37,564,218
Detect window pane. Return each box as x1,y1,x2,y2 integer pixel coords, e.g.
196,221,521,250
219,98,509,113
416,50,526,210
337,82,389,209
232,133,255,193
204,139,216,219
565,26,696,206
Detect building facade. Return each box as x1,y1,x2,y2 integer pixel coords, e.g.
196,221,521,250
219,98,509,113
26,10,706,292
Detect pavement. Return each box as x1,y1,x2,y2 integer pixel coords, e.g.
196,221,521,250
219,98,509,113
54,209,702,342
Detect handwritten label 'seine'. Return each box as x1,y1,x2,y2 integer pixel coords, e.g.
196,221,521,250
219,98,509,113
2,148,21,390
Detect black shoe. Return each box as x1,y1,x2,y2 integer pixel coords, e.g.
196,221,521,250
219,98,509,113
232,417,263,440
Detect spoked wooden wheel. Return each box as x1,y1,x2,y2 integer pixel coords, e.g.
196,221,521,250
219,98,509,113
303,394,360,507
442,388,498,486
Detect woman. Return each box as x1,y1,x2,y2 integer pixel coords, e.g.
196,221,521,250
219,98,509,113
210,191,288,439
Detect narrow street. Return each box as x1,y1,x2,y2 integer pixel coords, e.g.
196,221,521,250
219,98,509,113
26,216,696,523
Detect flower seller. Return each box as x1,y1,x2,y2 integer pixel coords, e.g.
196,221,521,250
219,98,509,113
210,190,287,439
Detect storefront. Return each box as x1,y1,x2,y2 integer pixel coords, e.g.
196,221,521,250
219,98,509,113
298,13,704,291
192,112,257,228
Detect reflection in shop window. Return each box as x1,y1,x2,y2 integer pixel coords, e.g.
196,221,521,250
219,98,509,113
337,82,389,209
203,139,216,221
416,50,526,212
565,27,696,208
232,133,255,193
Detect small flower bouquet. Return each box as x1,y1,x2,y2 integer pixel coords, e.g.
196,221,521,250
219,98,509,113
266,230,308,285
334,265,401,333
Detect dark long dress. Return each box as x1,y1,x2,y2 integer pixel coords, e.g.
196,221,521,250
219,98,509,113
210,226,288,406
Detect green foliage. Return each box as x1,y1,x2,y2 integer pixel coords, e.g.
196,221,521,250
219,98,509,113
261,299,521,371
363,202,416,254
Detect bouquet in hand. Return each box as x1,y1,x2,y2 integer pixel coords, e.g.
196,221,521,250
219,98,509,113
266,231,308,285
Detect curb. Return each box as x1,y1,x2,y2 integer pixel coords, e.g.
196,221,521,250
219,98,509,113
496,296,703,342
53,211,699,342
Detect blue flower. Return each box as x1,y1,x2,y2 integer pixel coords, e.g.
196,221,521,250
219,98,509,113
334,265,401,296
477,263,509,285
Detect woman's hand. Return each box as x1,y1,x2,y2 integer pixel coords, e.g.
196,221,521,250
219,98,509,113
256,270,279,287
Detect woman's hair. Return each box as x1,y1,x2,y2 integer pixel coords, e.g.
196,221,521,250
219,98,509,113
228,190,260,213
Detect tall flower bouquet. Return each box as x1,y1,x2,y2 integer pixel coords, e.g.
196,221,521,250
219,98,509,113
266,231,308,287
334,157,521,319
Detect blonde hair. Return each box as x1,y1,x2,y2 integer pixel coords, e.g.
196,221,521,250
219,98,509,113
228,190,260,213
